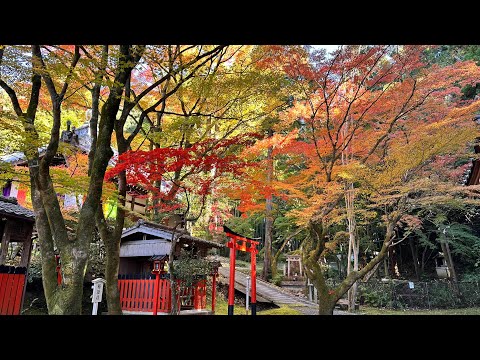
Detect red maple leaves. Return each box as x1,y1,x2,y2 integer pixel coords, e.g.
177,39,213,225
105,132,261,212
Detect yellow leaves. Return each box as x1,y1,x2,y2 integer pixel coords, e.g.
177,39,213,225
332,161,365,182
360,105,479,191
440,99,480,123
49,153,90,200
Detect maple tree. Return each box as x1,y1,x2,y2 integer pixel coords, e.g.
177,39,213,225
106,133,259,215
3,44,480,316
225,129,301,279
100,45,289,313
231,45,480,314
0,45,143,314
94,45,231,314
1,45,282,314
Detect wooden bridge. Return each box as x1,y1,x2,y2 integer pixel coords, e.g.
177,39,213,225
218,266,325,315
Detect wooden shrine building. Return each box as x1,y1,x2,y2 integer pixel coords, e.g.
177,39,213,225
120,219,223,274
118,219,224,314
0,196,35,267
0,196,35,315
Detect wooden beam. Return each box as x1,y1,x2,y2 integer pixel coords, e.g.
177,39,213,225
0,221,11,265
19,227,34,313
19,225,34,267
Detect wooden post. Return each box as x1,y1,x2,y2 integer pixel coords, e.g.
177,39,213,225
287,258,290,277
308,278,313,301
0,221,11,265
227,240,236,315
152,273,160,315
19,226,34,313
19,226,34,267
251,247,257,316
211,272,217,313
245,275,250,314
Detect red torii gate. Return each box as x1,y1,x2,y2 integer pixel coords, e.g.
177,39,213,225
223,226,259,315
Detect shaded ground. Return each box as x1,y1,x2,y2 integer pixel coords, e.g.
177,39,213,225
21,279,107,315
21,278,480,315
359,306,480,315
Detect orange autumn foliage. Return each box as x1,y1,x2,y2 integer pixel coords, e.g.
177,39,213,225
231,45,480,226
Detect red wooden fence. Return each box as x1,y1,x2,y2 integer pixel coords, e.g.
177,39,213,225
118,275,207,313
0,266,27,315
193,279,206,310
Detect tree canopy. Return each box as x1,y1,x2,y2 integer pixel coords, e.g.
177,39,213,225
1,44,480,315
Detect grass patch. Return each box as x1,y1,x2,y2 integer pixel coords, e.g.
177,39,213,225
214,296,301,315
214,296,230,315
257,306,302,315
359,306,480,315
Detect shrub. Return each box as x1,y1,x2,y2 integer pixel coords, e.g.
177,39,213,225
172,249,212,286
427,282,457,308
462,269,480,283
358,282,393,308
271,273,284,287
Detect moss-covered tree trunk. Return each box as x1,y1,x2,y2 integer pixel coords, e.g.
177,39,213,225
103,228,123,314
30,180,57,312
303,211,401,315
98,168,126,315
1,45,142,314
42,45,137,314
95,46,226,314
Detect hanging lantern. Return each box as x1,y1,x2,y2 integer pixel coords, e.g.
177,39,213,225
152,260,161,274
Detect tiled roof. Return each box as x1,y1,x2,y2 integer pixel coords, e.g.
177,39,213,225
0,146,47,165
1,122,117,167
0,196,35,221
122,219,224,249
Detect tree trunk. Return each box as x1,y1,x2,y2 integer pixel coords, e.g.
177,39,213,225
409,238,420,280
152,111,163,222
362,262,381,283
318,300,336,315
263,201,273,280
168,230,180,315
440,241,458,283
345,184,358,312
263,139,274,281
30,180,57,313
303,211,401,315
1,45,138,314
384,256,389,278
305,253,337,315
91,46,144,314
98,92,130,314
103,231,122,314
88,45,108,177
101,168,127,315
